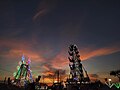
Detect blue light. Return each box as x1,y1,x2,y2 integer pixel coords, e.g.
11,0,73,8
22,54,25,61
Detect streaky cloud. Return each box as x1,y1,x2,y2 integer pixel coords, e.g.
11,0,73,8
33,0,58,21
80,45,120,60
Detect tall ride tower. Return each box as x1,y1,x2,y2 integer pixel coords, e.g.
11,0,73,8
13,54,33,86
68,44,90,83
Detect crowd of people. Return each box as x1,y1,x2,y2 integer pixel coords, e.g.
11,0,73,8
0,77,120,90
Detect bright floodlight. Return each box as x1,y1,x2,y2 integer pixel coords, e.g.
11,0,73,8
108,79,112,81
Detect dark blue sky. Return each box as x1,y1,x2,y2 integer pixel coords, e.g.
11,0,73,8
0,0,120,83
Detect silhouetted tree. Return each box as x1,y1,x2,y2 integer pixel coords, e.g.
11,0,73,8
110,70,120,81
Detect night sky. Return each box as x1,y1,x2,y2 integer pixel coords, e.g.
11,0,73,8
0,0,120,84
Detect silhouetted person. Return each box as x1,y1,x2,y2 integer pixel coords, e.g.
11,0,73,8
27,82,35,90
7,77,11,85
4,77,6,84
35,76,41,90
44,84,47,90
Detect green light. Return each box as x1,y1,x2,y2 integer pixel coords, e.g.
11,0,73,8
16,69,21,79
114,83,120,89
17,66,20,70
13,72,17,77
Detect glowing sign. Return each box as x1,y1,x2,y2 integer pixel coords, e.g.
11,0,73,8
105,82,120,89
114,83,120,89
105,82,114,88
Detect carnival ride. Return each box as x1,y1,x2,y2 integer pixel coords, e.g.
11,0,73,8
65,44,91,90
13,54,33,86
67,44,90,84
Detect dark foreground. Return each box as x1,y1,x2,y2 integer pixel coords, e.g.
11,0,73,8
0,83,23,90
0,83,120,90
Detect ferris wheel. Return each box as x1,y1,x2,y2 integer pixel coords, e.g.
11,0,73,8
68,44,90,83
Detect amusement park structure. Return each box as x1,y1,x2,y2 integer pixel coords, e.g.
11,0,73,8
110,70,120,82
13,54,33,86
67,44,90,84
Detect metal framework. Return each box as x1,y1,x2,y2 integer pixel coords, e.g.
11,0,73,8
68,44,90,83
13,55,33,86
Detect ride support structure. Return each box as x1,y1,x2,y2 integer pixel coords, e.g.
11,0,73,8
68,44,90,84
13,54,33,86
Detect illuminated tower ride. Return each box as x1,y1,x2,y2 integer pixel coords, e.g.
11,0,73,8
68,44,90,84
13,54,33,86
